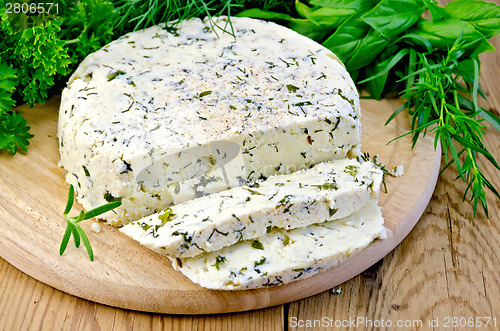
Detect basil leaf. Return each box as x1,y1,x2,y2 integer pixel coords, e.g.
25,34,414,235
363,48,409,99
407,19,494,55
310,0,375,9
424,0,450,22
236,9,292,21
289,18,335,42
362,0,426,40
323,13,371,64
346,27,389,71
445,0,500,38
296,1,355,26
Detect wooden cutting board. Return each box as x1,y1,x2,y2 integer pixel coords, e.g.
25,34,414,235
0,96,440,314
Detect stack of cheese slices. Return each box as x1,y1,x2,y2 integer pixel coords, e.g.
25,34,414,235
58,17,386,290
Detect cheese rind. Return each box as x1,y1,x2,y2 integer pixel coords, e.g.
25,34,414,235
120,159,383,257
57,17,361,226
171,199,386,290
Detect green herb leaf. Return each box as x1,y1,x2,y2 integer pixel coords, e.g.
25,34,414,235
361,0,426,40
84,201,122,220
59,185,121,260
199,90,212,98
444,0,500,38
59,223,72,256
407,18,494,56
103,191,122,203
77,226,94,261
236,8,292,21
0,112,34,154
70,220,81,248
213,255,227,270
64,184,75,215
158,207,175,224
251,239,264,250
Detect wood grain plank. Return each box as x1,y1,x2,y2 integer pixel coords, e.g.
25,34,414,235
0,257,285,330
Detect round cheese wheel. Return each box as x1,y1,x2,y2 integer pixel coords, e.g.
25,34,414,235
58,17,360,226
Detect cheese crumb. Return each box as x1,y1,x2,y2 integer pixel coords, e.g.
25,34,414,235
393,164,404,177
91,222,101,233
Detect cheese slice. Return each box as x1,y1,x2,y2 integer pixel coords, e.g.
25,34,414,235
121,159,381,257
57,16,361,226
120,159,383,257
170,198,386,290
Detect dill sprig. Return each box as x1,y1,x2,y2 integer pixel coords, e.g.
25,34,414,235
60,184,122,261
112,0,293,36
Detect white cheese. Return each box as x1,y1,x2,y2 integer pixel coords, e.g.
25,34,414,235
57,17,361,226
121,159,383,258
90,222,101,233
170,198,386,290
394,164,404,177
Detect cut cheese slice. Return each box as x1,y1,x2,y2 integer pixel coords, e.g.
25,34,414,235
120,159,383,258
170,198,386,290
57,16,361,226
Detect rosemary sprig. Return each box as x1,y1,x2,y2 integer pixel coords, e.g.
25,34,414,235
60,185,122,261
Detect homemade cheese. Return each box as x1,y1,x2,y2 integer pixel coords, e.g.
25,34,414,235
121,159,383,257
171,198,386,290
57,17,361,226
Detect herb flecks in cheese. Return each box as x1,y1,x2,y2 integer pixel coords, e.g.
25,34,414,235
57,17,361,226
170,199,386,290
120,159,383,258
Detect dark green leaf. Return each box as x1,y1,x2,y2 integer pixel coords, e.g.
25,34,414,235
478,109,500,132
64,184,75,215
59,223,72,256
289,18,334,42
483,175,500,200
296,1,355,26
0,61,17,113
362,0,426,40
445,0,500,38
310,0,374,8
103,191,122,203
408,18,494,55
70,220,81,248
75,210,86,224
236,8,292,21
346,28,390,71
251,240,264,250
77,226,94,261
359,48,409,85
0,90,16,115
424,0,450,21
322,13,371,64
0,111,34,154
451,133,500,171
385,102,408,125
84,201,122,220
363,65,388,100
444,132,465,180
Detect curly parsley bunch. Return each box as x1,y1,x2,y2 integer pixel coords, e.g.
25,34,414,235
0,3,69,153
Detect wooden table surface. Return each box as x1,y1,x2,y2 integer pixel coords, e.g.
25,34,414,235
1,10,500,331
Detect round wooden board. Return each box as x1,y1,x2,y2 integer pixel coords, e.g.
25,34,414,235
0,96,440,314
